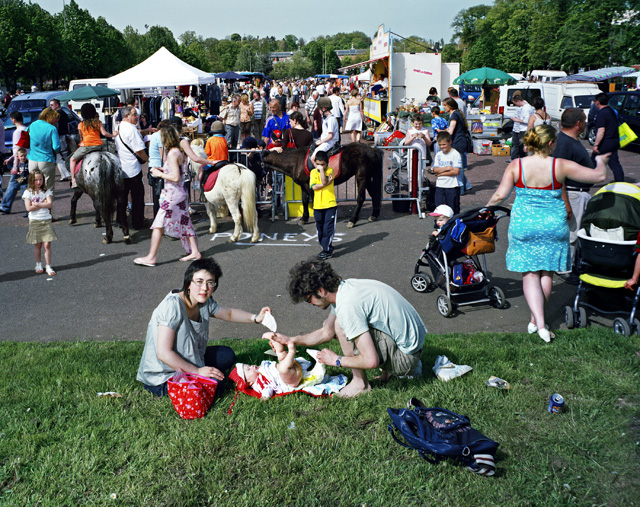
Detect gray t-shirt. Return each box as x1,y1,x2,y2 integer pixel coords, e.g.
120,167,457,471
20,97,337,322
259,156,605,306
332,279,427,354
136,291,220,386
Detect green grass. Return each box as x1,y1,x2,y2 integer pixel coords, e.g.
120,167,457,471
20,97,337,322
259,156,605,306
1,330,639,507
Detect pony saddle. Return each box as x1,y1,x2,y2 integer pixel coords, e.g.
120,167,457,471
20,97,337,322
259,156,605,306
74,146,106,176
202,160,230,192
304,145,342,177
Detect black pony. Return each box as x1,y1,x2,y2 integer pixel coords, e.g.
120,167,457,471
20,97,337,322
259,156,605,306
247,143,383,227
68,138,131,244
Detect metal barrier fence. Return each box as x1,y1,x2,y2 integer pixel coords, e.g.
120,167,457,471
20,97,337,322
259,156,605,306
278,144,428,219
146,144,428,221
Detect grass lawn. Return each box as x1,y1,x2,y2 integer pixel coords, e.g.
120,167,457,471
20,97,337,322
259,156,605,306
1,329,639,507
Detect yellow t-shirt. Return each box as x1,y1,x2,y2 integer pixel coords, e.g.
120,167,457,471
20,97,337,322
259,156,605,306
310,167,337,209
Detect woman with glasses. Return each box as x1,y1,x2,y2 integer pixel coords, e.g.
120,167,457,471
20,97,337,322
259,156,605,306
137,257,272,396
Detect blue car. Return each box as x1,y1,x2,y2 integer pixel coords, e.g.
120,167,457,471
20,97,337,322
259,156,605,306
459,84,482,103
2,91,80,151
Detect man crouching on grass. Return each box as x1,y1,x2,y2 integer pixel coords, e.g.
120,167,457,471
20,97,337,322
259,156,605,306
266,259,427,397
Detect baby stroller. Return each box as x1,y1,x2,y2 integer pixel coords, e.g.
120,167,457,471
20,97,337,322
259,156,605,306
411,206,511,317
564,182,640,336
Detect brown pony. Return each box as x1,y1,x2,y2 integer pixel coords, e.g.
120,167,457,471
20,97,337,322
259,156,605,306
247,143,382,227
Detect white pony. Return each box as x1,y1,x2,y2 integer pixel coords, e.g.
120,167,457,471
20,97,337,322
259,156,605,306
190,140,259,243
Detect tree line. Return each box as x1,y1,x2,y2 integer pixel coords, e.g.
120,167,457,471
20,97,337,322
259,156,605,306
0,0,377,88
4,0,636,90
443,0,640,73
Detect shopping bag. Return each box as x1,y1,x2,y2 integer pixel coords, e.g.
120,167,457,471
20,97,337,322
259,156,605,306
16,129,30,149
619,122,638,149
167,370,218,420
463,227,496,255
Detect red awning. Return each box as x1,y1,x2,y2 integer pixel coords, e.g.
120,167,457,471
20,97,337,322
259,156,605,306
339,55,388,71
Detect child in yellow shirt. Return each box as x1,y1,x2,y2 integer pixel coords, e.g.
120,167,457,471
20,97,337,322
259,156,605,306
309,150,337,259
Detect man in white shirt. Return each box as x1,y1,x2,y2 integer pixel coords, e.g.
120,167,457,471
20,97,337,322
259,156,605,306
510,93,535,160
447,87,467,115
311,96,340,165
115,105,148,229
328,87,345,131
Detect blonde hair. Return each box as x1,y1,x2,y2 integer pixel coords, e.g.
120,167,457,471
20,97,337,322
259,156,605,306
39,107,59,123
523,124,557,156
241,93,249,104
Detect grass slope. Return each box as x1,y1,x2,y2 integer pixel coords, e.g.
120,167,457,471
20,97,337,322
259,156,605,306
0,329,639,507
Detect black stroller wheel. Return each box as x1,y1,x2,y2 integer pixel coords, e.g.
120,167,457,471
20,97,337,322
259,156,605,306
411,272,434,293
564,306,575,329
634,319,640,336
489,286,507,309
613,317,631,336
577,307,588,329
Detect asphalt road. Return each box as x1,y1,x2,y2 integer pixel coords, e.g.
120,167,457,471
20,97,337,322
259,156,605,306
1,139,638,342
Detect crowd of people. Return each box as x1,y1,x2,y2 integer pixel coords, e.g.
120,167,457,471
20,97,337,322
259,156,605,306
0,75,628,383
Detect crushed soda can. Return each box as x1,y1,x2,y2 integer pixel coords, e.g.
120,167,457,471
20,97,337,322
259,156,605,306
486,376,511,389
548,393,564,413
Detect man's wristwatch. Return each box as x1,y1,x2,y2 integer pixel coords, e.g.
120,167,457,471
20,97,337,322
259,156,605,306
335,356,342,367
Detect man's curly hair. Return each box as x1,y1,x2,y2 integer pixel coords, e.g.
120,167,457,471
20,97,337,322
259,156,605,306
288,259,342,303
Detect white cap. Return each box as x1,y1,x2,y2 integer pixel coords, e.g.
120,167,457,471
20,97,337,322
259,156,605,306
428,205,454,218
234,363,246,382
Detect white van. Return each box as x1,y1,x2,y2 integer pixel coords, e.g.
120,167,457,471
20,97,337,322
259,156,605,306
497,82,600,133
530,70,567,82
67,78,123,124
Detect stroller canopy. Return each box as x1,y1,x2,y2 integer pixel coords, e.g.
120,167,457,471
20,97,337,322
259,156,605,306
581,182,640,241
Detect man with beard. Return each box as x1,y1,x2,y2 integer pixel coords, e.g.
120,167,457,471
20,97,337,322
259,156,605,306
267,260,427,397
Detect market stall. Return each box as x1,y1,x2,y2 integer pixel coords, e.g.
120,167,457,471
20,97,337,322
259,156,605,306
339,24,459,127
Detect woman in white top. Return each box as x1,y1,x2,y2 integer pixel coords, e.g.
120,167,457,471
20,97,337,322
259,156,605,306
527,97,552,129
344,89,365,143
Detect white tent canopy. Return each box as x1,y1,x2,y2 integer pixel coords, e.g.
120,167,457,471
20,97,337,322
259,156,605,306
355,69,373,82
107,47,216,89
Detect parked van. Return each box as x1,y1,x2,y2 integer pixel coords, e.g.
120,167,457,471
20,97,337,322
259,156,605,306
497,82,600,135
67,78,123,124
530,70,567,82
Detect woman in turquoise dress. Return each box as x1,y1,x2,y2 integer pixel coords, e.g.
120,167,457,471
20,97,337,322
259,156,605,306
487,125,609,342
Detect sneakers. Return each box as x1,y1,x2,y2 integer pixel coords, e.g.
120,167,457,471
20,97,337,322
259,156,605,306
45,265,56,276
35,262,44,274
316,251,333,260
432,355,472,381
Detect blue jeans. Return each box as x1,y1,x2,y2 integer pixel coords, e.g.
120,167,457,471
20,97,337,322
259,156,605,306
457,151,469,190
225,125,240,163
0,174,27,213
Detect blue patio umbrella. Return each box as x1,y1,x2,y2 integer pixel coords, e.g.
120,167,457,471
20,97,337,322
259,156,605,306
214,72,249,80
557,66,636,82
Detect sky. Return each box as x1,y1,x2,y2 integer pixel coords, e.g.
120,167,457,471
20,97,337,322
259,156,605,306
34,0,487,45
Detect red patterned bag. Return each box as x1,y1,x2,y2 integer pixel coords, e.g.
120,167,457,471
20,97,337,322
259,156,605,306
167,370,218,420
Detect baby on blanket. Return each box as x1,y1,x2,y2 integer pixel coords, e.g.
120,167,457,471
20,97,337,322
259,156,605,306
230,335,304,399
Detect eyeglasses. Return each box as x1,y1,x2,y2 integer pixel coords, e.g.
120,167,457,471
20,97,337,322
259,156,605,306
304,294,314,304
192,279,217,290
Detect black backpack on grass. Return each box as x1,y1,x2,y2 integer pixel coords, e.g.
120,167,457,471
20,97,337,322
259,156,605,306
387,397,499,476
